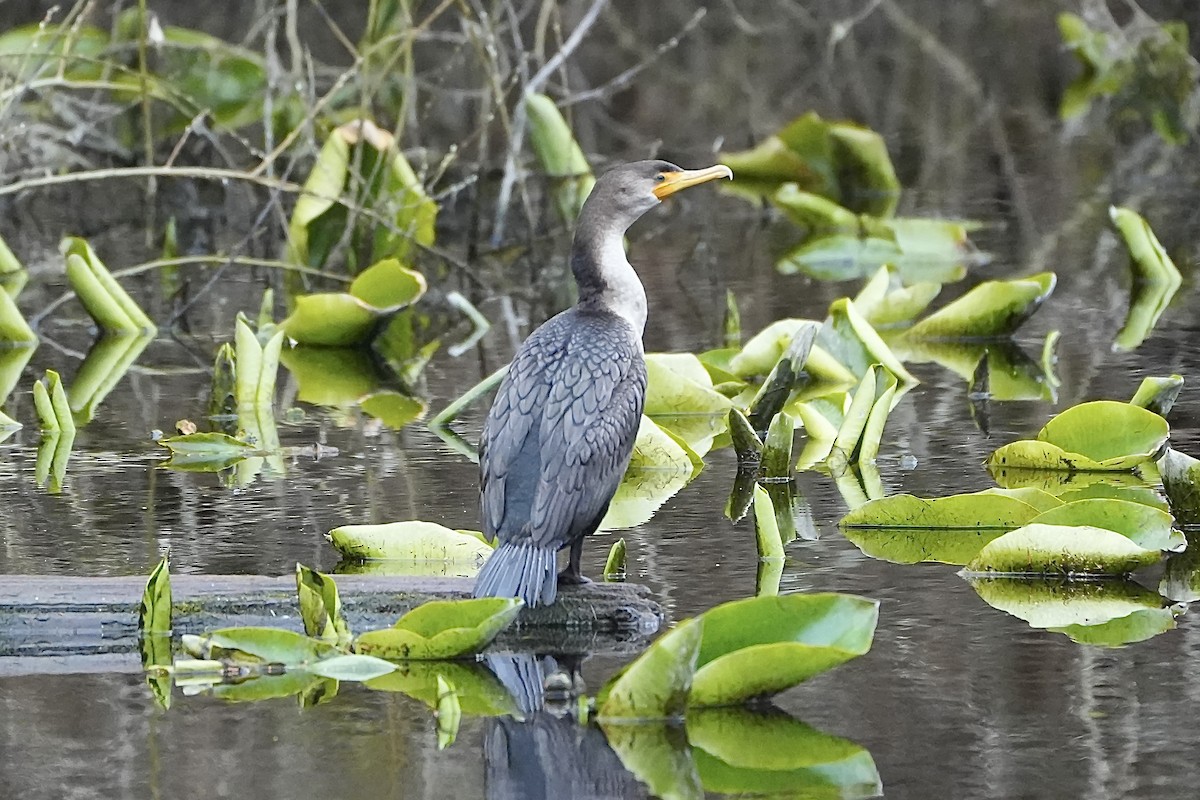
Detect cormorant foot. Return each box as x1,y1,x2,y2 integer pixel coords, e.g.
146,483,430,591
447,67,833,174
557,570,592,587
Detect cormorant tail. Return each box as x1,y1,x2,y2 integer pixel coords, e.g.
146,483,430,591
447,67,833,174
473,542,557,607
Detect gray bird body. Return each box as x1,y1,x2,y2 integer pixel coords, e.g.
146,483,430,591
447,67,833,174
472,160,731,607
474,307,646,606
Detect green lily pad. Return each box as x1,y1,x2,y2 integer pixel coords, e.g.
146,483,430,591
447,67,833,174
819,298,914,384
964,523,1162,576
840,491,1041,529
843,526,1009,566
287,121,436,270
987,401,1169,472
601,461,694,532
138,555,172,635
980,487,1065,513
348,258,427,310
281,294,377,347
1158,448,1200,521
688,594,878,708
296,563,350,645
1110,206,1183,286
645,355,732,420
687,708,882,799
62,237,156,334
367,660,521,717
326,520,492,563
158,431,256,460
353,597,522,660
1129,375,1183,416
598,617,703,720
1028,498,1182,552
903,272,1056,340
853,265,941,327
625,415,699,473
601,721,704,800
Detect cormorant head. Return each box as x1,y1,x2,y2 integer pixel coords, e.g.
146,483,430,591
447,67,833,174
583,160,733,230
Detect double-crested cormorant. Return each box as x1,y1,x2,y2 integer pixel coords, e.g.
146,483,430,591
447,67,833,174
473,159,732,607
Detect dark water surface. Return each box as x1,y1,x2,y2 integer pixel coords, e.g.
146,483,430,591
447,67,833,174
4,1,1200,798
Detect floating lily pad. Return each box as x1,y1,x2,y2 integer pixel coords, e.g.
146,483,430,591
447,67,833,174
158,431,256,471
903,272,1055,340
602,721,704,800
980,487,1064,513
688,594,878,708
818,298,914,384
282,258,426,346
326,520,492,562
843,526,1008,566
964,523,1162,576
840,491,1041,529
1129,375,1183,416
1028,498,1182,552
353,597,522,660
1158,448,1200,521
598,617,702,720
987,401,1169,472
853,265,941,327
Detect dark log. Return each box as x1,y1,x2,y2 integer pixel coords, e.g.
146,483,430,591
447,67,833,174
0,574,663,675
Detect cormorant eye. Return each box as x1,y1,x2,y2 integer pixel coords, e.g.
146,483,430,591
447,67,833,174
654,173,666,182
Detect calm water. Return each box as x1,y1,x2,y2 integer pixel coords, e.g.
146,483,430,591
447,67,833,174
4,1,1200,798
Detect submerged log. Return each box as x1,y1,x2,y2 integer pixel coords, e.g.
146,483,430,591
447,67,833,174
0,574,663,674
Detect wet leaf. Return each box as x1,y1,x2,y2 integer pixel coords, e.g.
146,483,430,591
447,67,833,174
526,92,596,223
159,431,255,458
727,408,763,464
819,298,914,384
840,491,1041,529
234,318,284,409
283,294,379,346
33,369,74,434
604,538,627,580
856,366,899,466
204,627,337,665
687,708,882,798
987,401,1168,472
435,674,461,749
720,112,897,215
348,258,427,309
843,526,1008,566
353,597,522,660
139,555,172,634
854,265,940,327
1129,374,1183,416
964,523,1161,576
0,287,35,344
645,355,732,416
980,487,1064,514
1028,498,1182,552
746,322,820,430
752,484,785,561
1158,448,1200,521
211,672,331,704
326,520,492,562
761,412,794,479
296,563,351,645
903,272,1056,339
598,617,702,720
288,121,437,270
62,238,156,334
601,459,696,532
688,594,878,708
304,654,397,681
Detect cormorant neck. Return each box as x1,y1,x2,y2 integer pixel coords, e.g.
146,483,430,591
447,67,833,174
569,213,647,337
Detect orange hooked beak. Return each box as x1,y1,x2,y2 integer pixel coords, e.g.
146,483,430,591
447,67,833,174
652,164,734,200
